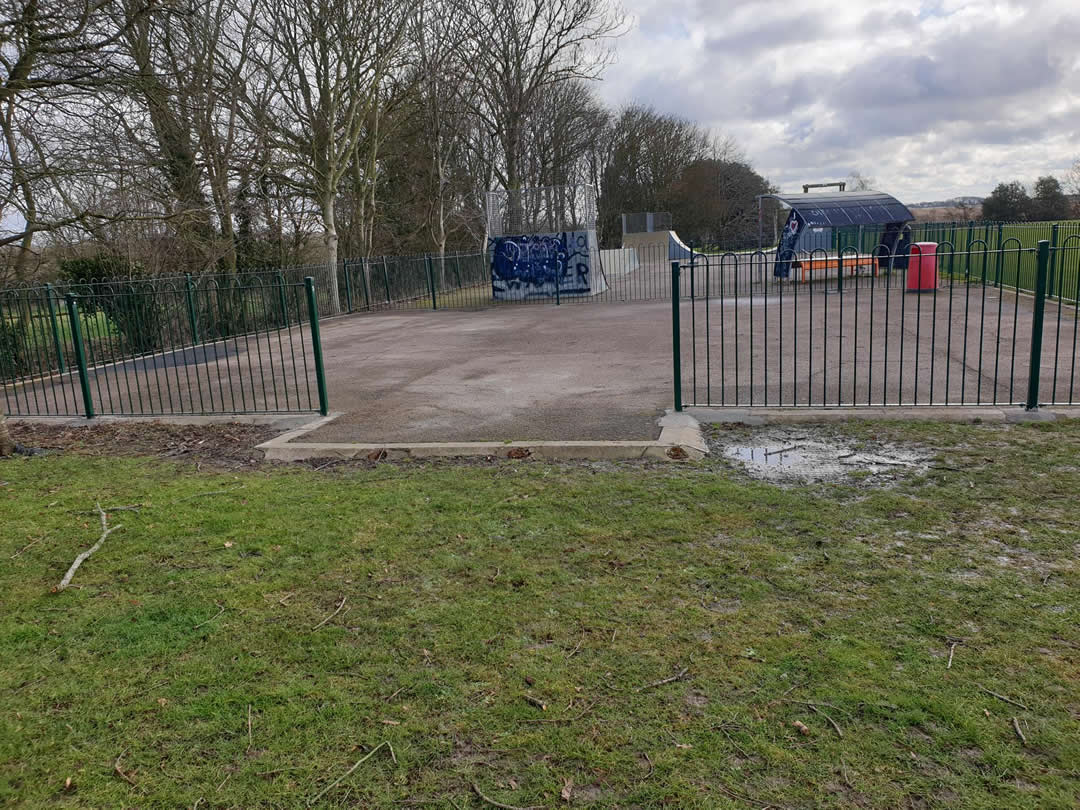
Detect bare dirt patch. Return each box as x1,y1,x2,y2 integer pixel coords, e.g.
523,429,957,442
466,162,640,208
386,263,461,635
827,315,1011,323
6,420,278,470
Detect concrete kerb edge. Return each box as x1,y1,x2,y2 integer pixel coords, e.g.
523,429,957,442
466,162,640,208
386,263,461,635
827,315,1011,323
256,410,710,462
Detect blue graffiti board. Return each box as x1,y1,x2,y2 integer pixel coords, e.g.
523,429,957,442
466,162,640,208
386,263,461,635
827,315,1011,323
490,231,595,300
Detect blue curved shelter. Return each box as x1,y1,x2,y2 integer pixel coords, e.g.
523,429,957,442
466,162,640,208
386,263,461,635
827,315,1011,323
762,191,915,278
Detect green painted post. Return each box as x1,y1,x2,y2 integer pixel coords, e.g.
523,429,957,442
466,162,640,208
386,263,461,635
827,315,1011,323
425,254,438,310
1048,223,1059,299
382,257,392,304
671,261,683,412
1026,241,1050,410
184,273,200,343
64,294,94,419
343,259,354,313
44,283,65,372
304,277,329,416
453,254,462,289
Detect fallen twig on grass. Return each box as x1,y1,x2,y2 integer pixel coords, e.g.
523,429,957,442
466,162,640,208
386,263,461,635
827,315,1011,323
808,704,843,738
567,626,585,657
173,484,246,503
311,596,347,631
1012,716,1027,745
11,536,43,558
977,683,1030,711
522,699,599,725
470,782,543,810
637,667,689,693
947,642,957,669
522,694,547,711
54,504,122,592
307,741,395,806
113,750,137,787
193,603,226,630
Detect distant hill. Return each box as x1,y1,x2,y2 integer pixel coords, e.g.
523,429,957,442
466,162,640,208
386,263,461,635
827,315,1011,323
908,196,983,209
907,197,983,222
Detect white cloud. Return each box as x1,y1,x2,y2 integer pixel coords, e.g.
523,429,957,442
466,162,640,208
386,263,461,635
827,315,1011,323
597,0,1080,201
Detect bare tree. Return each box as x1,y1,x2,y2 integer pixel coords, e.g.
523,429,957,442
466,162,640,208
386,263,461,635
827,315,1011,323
245,0,414,312
456,0,625,198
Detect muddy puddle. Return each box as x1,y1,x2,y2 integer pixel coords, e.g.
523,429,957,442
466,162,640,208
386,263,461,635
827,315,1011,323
712,427,929,486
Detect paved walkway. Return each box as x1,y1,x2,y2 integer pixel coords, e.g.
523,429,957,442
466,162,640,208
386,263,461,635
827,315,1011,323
306,302,675,442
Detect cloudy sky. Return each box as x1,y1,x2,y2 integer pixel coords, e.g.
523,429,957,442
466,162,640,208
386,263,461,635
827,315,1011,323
596,0,1080,202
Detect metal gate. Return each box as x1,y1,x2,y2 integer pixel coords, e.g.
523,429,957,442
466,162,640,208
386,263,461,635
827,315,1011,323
672,241,1080,409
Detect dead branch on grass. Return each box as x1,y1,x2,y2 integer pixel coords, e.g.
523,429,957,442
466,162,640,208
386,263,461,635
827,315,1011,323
113,750,137,787
193,603,226,629
307,741,396,806
311,596,347,631
470,782,543,810
808,704,843,738
977,683,1030,711
54,504,122,592
11,536,43,558
521,699,599,725
1011,716,1027,745
173,484,246,503
636,667,689,693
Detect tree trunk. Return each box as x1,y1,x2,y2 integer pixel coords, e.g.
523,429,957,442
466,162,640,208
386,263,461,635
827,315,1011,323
321,192,342,314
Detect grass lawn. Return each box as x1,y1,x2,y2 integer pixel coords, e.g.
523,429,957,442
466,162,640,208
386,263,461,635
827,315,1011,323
1,420,1078,808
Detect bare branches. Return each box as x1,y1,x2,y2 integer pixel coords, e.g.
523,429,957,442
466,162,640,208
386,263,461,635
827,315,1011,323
53,503,122,592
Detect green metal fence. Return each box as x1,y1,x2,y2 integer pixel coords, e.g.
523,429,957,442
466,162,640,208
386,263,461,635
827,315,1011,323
2,277,328,418
672,240,1079,410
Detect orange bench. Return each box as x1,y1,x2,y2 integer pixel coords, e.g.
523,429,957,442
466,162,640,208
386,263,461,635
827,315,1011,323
790,254,877,282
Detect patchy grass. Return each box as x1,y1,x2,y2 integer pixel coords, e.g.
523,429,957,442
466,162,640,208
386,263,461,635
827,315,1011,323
1,420,1078,808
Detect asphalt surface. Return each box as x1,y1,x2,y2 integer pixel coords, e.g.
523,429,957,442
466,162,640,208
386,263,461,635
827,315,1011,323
306,302,673,442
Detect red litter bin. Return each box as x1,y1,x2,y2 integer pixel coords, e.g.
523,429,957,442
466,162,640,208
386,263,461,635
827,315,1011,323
906,242,938,293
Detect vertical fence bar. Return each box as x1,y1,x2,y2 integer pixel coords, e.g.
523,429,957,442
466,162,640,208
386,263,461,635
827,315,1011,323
425,255,438,310
185,273,200,344
304,277,329,416
64,294,94,419
1025,241,1050,410
360,257,371,311
382,257,392,305
671,261,682,411
343,259,354,313
44,283,66,373
1048,224,1059,300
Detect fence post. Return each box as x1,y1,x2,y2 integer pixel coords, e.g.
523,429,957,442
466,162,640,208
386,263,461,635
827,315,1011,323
64,294,94,419
44,283,65,372
304,277,329,416
425,254,438,310
343,259,354,313
382,257,392,304
184,273,200,343
1025,240,1050,411
1048,223,1059,300
671,261,683,412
